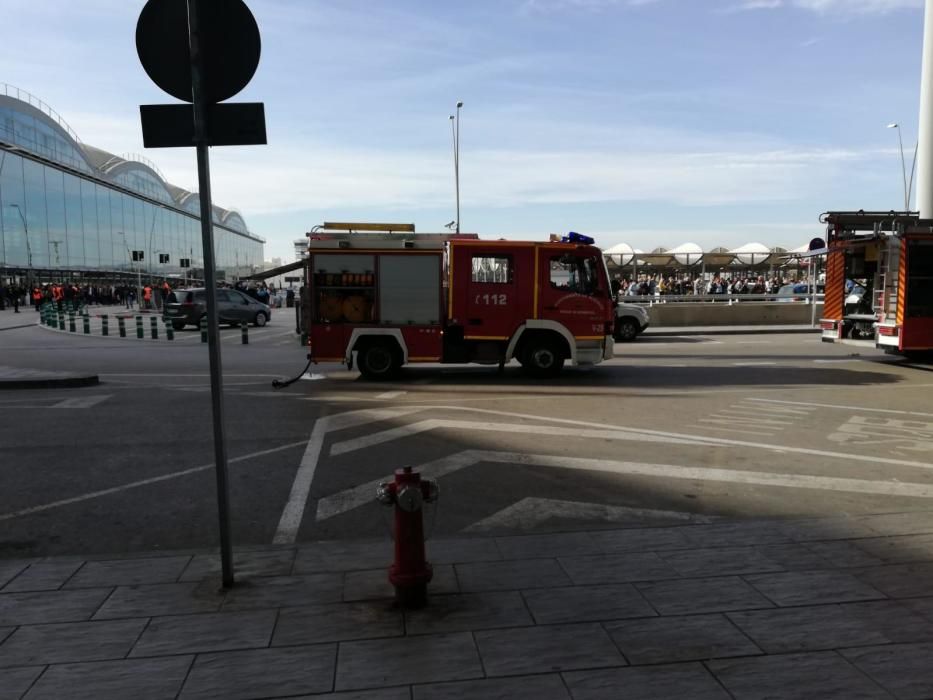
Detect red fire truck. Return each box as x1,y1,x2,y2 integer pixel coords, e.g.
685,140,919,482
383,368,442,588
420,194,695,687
819,211,933,356
300,223,616,378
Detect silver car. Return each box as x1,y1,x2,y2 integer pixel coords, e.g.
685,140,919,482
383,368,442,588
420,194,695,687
163,288,272,330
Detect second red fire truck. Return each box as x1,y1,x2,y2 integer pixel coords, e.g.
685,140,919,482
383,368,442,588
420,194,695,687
300,223,616,378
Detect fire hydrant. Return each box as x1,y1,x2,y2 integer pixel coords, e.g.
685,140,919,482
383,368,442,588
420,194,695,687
376,466,439,608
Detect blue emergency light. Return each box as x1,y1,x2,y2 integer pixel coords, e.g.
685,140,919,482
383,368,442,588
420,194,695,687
562,231,595,245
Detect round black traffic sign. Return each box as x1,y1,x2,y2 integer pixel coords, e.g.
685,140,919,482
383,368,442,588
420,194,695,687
136,0,261,104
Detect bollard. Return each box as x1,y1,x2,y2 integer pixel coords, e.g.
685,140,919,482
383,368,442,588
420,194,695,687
300,331,308,347
241,322,248,344
118,317,126,337
82,314,90,334
165,319,174,341
200,316,208,343
150,316,158,339
102,315,110,336
136,316,144,339
58,312,65,330
41,306,48,326
68,313,76,333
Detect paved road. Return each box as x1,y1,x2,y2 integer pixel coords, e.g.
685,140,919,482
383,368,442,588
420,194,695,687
1,322,931,558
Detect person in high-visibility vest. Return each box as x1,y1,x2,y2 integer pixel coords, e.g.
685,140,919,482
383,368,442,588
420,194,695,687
143,285,153,309
32,287,42,312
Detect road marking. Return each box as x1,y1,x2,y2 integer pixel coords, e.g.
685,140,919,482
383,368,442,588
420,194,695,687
748,397,933,419
272,407,425,544
328,419,719,457
316,448,933,521
0,440,309,523
465,497,719,532
394,405,933,472
375,391,407,400
51,395,111,409
732,362,777,366
813,359,854,364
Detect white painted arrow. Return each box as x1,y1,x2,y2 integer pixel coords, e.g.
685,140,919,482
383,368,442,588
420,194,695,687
464,497,718,533
315,449,933,523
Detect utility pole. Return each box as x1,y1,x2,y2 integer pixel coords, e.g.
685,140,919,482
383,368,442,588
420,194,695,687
449,101,463,233
917,0,933,218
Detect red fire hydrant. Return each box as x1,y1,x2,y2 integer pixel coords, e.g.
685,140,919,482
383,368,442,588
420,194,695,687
376,466,439,608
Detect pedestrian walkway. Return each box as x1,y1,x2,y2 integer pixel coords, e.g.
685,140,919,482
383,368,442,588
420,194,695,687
0,309,41,332
2,510,932,699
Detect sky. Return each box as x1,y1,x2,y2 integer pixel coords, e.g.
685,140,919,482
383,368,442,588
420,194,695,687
0,0,927,262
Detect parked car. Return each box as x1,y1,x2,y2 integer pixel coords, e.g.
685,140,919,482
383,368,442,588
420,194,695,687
163,288,272,330
614,301,650,341
776,283,823,302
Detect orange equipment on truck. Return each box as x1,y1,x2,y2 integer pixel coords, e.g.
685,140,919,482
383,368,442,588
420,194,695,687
300,223,616,378
819,211,933,357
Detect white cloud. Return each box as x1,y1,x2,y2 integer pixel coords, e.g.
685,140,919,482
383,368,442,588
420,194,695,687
792,0,921,12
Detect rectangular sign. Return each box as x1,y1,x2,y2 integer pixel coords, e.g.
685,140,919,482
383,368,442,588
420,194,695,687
140,103,267,148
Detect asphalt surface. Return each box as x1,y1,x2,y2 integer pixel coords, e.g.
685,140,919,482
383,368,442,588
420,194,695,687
1,318,932,559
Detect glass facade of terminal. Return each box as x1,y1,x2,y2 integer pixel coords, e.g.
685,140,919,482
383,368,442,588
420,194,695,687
0,87,263,284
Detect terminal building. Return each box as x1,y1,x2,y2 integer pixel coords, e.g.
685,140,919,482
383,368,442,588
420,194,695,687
0,84,263,287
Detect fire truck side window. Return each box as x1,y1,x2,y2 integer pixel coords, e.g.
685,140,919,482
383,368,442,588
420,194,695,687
471,256,511,284
906,241,933,318
550,255,599,295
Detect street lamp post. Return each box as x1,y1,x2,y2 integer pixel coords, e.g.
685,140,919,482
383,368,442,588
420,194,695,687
449,101,463,233
116,231,142,308
8,204,33,289
887,123,919,210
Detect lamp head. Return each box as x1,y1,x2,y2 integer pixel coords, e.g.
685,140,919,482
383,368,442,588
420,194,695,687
456,101,463,108
887,123,899,129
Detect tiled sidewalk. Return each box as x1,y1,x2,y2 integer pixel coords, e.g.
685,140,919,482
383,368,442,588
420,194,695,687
2,512,933,699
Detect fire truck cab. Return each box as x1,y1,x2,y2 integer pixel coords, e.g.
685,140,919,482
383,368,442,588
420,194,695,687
301,223,616,378
819,211,933,356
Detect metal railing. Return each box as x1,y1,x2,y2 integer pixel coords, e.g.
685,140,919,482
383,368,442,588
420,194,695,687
0,83,83,145
620,293,824,305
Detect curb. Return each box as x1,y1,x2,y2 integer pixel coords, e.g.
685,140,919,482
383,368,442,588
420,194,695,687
646,327,819,337
0,374,100,390
0,323,37,332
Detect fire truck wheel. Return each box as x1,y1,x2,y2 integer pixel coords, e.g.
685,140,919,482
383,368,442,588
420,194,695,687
522,337,565,378
358,341,402,380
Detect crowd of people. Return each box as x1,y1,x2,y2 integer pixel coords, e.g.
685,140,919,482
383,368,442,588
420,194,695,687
618,274,807,297
0,278,287,314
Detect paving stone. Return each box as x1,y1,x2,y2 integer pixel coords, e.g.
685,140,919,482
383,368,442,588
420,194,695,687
841,642,933,700
427,538,502,565
2,560,83,592
586,526,693,553
728,605,895,653
93,581,225,619
708,651,892,700
522,584,655,624
272,601,402,645
474,622,624,676
336,632,482,691
557,552,679,585
413,673,570,700
902,597,933,623
635,576,774,615
455,558,569,592
0,561,31,590
803,541,885,568
0,588,112,625
23,655,192,700
221,573,343,610
0,666,44,700
745,570,886,606
294,689,411,700
130,610,276,657
179,549,297,582
563,662,731,700
658,547,784,577
684,522,792,547
0,618,147,667
778,517,882,542
837,600,933,643
755,544,829,570
344,565,458,602
65,556,190,588
179,644,336,699
851,563,933,598
405,592,532,635
859,511,933,536
494,532,601,559
852,534,933,563
295,541,393,574
605,613,762,664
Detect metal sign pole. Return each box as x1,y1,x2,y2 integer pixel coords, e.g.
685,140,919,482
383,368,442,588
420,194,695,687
187,0,234,588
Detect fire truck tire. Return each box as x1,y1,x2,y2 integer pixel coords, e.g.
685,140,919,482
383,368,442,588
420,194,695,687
521,336,565,378
358,340,402,380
